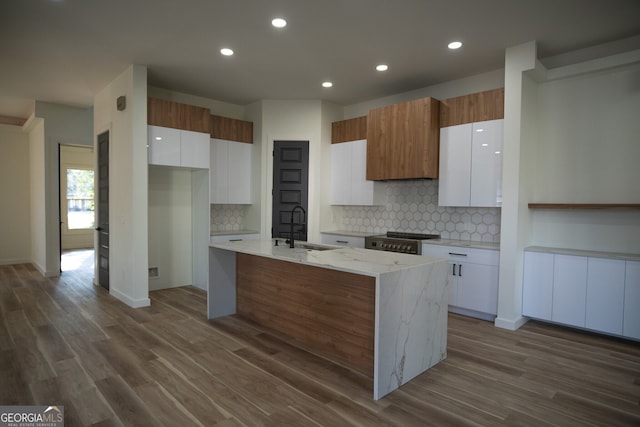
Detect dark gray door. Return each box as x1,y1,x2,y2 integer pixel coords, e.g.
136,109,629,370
272,141,309,240
97,131,109,290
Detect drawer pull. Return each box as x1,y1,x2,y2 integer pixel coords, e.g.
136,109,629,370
449,252,468,257
229,239,243,242
336,240,349,244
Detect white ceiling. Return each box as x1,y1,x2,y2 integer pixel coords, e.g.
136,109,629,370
1,0,639,118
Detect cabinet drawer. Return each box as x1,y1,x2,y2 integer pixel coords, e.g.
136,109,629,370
422,244,499,266
210,233,260,244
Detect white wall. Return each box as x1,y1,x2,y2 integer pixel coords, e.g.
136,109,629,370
529,62,640,253
0,124,31,265
495,41,538,331
148,166,193,290
94,64,150,308
26,102,94,276
25,117,46,274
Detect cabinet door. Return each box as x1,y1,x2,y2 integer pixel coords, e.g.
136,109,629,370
181,130,210,169
457,262,499,315
227,141,252,204
585,258,625,335
210,139,228,203
623,260,640,339
438,123,472,206
148,126,181,166
351,139,373,205
330,142,352,205
470,119,503,207
522,251,554,320
552,254,587,327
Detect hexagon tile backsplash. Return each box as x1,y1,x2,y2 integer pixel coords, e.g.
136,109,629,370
211,204,247,232
335,180,501,243
211,181,501,242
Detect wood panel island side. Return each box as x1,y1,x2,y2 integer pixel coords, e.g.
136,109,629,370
208,239,449,400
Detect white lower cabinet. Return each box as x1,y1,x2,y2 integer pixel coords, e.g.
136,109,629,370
552,255,587,327
320,233,365,248
623,261,640,339
522,252,554,320
586,258,625,335
422,244,499,319
523,249,639,340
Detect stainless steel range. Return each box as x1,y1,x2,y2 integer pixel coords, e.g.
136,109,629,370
365,232,440,255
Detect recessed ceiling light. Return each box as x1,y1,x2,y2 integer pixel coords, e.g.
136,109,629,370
220,48,234,56
155,136,162,141
376,64,389,72
448,41,462,50
322,81,333,88
272,18,287,28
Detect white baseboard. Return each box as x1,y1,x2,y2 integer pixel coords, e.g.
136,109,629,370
494,315,529,331
110,288,151,308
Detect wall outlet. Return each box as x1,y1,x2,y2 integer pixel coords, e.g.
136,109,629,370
148,267,159,278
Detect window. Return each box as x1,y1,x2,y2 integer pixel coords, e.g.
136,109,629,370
66,168,94,230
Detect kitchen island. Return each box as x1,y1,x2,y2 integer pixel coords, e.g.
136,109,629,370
208,239,449,399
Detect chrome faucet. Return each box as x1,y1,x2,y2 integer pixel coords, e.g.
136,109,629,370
288,205,306,248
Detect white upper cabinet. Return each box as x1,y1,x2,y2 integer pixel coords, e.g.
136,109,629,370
180,130,210,169
439,119,503,207
148,126,181,167
210,138,252,204
148,125,209,169
330,139,384,206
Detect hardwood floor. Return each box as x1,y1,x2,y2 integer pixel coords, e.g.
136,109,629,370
1,261,639,426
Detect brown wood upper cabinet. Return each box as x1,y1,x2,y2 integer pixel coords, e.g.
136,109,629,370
366,97,440,180
210,115,253,143
439,88,504,128
147,97,211,133
331,116,367,143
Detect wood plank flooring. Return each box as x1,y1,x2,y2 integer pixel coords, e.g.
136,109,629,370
1,261,639,426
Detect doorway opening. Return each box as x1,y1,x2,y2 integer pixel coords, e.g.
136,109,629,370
59,144,95,272
271,140,309,241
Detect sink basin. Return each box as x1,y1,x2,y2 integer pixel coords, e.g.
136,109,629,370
294,242,335,251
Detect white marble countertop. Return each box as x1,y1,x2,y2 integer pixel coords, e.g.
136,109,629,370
320,230,500,250
210,239,446,277
210,229,260,236
320,229,380,237
525,246,640,262
424,239,500,251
